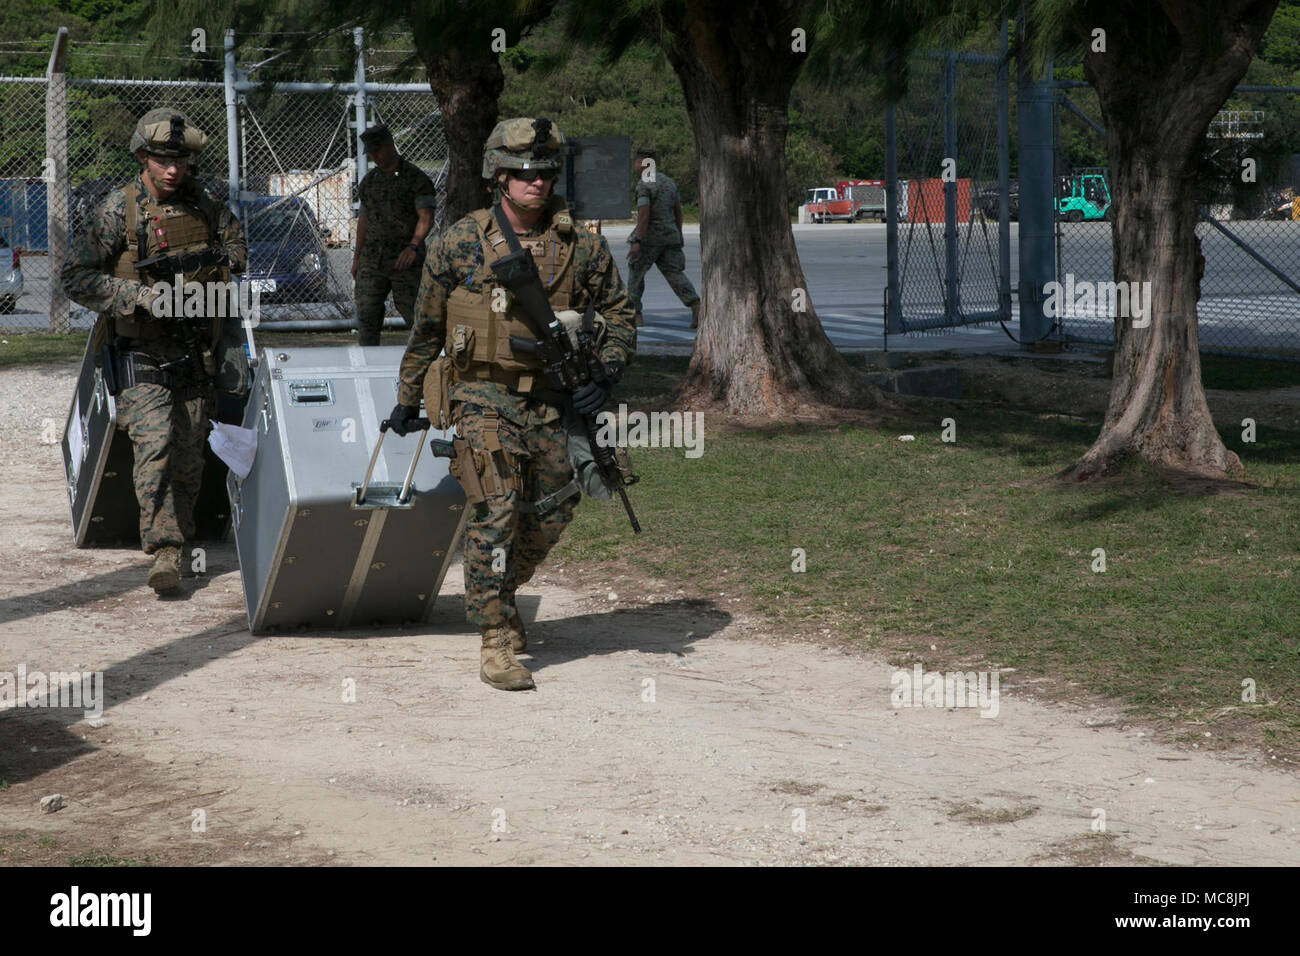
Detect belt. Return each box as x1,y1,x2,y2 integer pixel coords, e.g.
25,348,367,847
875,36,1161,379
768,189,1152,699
117,350,206,399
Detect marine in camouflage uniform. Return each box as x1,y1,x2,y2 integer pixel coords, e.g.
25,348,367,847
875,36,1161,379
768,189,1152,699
626,148,700,329
391,117,636,691
353,125,437,345
60,108,246,594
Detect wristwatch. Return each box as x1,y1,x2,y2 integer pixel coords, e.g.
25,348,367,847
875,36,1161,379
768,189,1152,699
406,242,419,251
629,236,641,244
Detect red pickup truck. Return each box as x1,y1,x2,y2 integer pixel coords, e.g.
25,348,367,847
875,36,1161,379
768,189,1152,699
804,180,886,222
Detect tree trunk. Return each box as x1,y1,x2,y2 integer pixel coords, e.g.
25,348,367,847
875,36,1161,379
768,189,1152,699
1060,0,1278,481
661,0,883,416
421,47,501,227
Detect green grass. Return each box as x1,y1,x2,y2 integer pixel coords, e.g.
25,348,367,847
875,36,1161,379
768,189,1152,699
1200,354,1300,390
0,333,85,368
557,356,1300,755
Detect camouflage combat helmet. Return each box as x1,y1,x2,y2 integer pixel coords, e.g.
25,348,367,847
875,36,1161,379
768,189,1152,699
481,117,565,180
130,108,208,157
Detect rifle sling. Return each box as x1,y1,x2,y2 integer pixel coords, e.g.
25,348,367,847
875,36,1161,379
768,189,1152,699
489,203,556,345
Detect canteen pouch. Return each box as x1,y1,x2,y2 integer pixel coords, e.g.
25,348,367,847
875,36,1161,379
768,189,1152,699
422,353,453,430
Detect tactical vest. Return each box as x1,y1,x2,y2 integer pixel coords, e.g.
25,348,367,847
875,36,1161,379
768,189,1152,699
445,196,578,394
108,179,226,345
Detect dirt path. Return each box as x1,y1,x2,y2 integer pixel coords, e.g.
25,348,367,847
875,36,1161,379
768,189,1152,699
2,364,1297,866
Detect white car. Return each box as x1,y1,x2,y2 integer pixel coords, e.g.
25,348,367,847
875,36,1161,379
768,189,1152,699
0,231,22,314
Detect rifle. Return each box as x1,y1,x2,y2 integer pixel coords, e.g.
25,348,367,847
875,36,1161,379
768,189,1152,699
133,248,228,388
488,205,641,534
134,244,230,277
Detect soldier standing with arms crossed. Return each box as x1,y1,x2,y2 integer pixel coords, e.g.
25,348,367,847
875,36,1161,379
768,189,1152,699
352,125,437,345
61,109,246,594
389,117,637,691
626,147,700,329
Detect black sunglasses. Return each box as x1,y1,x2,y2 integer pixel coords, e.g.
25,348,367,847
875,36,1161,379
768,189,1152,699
507,167,558,182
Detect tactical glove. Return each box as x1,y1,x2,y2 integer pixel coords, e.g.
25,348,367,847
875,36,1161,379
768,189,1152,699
573,377,614,416
387,403,419,436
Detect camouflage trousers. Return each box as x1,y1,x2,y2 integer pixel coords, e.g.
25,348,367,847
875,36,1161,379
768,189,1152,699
355,254,423,346
116,379,212,554
626,243,699,314
453,403,577,632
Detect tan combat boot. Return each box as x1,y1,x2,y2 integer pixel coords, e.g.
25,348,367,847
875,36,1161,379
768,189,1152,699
689,302,700,329
148,546,182,594
506,609,526,653
481,629,535,691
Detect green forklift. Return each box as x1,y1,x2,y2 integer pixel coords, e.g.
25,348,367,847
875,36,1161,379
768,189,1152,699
1056,167,1113,222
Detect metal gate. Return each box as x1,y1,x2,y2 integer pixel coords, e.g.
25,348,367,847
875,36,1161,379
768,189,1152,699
884,25,1012,337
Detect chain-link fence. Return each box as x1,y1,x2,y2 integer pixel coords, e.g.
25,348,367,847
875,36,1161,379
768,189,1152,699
1054,72,1300,360
0,29,447,333
0,77,47,319
885,41,1012,335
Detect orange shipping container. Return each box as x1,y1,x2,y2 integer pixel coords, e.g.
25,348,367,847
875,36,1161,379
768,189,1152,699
906,178,970,224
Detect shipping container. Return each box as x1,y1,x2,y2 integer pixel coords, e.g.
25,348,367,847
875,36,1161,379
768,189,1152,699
268,169,355,246
0,179,59,252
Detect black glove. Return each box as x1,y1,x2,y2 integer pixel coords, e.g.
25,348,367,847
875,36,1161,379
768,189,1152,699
387,403,419,436
572,377,614,416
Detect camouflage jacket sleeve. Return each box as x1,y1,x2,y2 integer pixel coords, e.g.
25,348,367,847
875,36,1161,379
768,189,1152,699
397,216,480,407
578,231,637,369
411,166,437,211
59,189,144,317
217,200,247,275
357,170,374,221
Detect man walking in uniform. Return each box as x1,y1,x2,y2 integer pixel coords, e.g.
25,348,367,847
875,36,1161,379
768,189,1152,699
390,117,637,691
626,147,700,329
352,125,437,345
61,109,246,594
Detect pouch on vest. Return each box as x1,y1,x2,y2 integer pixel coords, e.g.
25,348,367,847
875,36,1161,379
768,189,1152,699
422,353,453,430
450,325,476,372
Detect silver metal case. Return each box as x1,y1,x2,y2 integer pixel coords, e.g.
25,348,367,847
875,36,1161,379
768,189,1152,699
229,345,467,634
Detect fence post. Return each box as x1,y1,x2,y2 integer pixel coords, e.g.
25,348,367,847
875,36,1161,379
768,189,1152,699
224,29,241,213
353,28,368,184
884,99,902,336
46,27,69,334
943,51,959,325
1016,7,1056,346
997,19,1012,321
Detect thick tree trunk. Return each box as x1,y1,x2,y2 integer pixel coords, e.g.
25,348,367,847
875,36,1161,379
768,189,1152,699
1060,0,1277,481
421,48,502,227
661,0,883,416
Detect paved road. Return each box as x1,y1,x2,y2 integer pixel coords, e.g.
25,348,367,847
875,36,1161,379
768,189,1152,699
9,220,1300,355
608,223,1019,352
